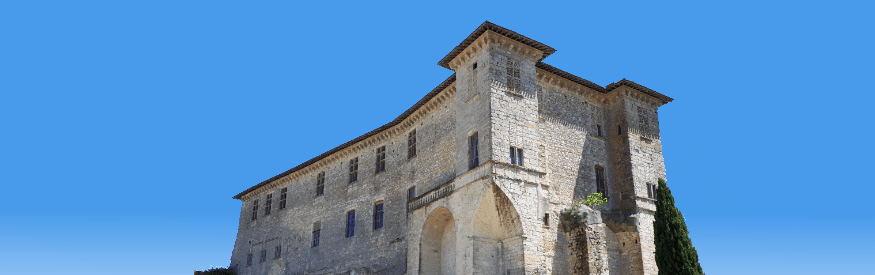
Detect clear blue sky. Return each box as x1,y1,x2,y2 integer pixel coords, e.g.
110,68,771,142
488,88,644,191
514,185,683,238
1,1,872,274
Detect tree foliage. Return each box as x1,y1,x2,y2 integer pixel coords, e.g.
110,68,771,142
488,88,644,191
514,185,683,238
653,178,704,275
584,192,608,208
200,266,237,275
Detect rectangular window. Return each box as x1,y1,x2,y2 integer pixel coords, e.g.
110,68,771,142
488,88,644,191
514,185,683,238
316,171,325,197
652,184,658,200
638,106,651,134
346,210,356,238
251,199,258,221
468,132,479,170
312,222,321,247
506,58,521,93
597,124,602,137
618,125,622,136
349,158,358,183
543,213,550,226
375,146,386,173
374,202,384,230
510,147,523,166
264,194,272,215
595,166,607,197
646,183,653,199
274,245,281,259
407,187,416,202
279,188,287,209
260,250,266,263
247,253,252,266
408,130,417,159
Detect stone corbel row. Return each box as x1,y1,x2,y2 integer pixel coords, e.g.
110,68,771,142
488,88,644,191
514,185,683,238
241,83,458,201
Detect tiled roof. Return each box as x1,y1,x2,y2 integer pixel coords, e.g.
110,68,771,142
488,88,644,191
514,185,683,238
535,62,605,93
605,78,673,104
232,74,457,200
438,21,556,70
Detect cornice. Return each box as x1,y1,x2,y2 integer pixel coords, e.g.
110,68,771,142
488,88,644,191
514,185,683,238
536,66,606,104
439,21,556,70
446,30,545,71
235,76,457,201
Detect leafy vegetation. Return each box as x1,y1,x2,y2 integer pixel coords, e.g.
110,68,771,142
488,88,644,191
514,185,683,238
653,178,705,275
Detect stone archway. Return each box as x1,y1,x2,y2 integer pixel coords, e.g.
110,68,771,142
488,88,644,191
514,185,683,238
420,206,457,275
472,183,525,274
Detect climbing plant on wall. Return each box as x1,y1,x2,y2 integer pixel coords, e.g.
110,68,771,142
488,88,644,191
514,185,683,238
653,178,705,275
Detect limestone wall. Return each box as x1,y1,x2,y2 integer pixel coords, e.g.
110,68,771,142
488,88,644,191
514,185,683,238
229,87,458,275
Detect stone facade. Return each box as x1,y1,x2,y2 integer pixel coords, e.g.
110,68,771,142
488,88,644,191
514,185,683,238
228,21,674,275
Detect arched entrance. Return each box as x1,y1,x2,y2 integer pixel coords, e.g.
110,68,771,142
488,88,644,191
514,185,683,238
472,183,525,274
420,207,456,275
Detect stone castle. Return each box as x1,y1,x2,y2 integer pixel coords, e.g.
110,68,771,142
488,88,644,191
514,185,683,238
229,21,673,275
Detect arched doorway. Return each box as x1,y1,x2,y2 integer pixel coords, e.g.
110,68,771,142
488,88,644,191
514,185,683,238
472,183,525,274
420,207,456,275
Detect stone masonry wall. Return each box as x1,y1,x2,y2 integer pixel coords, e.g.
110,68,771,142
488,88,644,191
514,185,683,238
230,89,458,275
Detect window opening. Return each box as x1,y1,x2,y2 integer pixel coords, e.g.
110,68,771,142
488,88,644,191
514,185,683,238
510,147,524,166
374,202,384,230
279,188,287,210
274,245,281,259
468,132,479,170
408,130,417,159
312,222,321,247
595,166,607,198
251,199,258,221
316,171,325,197
346,210,356,238
375,146,386,174
407,187,416,202
264,194,272,215
349,158,358,183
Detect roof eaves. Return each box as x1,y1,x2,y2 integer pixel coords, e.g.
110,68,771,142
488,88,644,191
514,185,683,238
535,62,605,93
232,74,457,200
605,79,673,104
438,21,556,70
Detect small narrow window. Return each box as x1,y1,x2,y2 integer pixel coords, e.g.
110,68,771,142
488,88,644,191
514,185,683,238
349,158,359,183
407,187,416,202
646,183,654,199
251,199,258,221
597,124,602,137
517,148,524,166
510,147,524,166
247,253,253,266
595,166,607,198
264,194,272,215
346,210,356,238
374,202,384,230
652,184,658,201
312,222,321,247
408,130,417,159
274,245,281,259
259,250,266,263
375,146,386,174
543,213,550,226
618,125,622,136
316,171,325,197
468,132,479,170
473,62,477,70
279,188,287,210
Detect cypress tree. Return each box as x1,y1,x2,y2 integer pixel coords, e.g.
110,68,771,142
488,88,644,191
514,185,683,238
653,178,704,275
